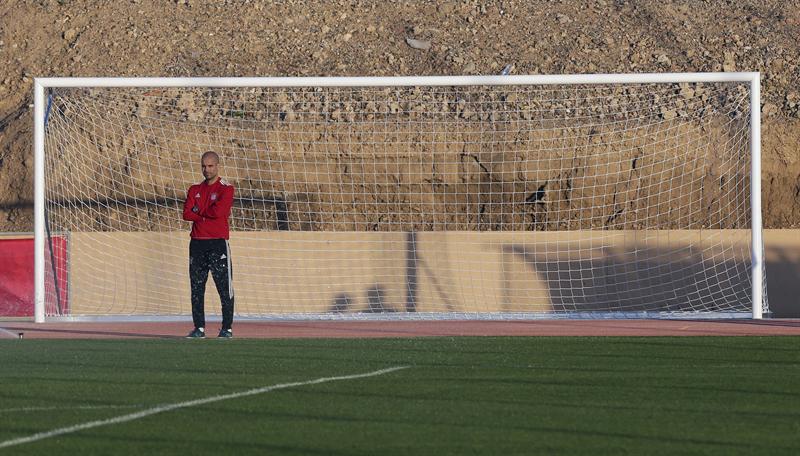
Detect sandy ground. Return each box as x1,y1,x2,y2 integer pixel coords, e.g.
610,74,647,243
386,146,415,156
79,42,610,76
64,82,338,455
0,0,799,231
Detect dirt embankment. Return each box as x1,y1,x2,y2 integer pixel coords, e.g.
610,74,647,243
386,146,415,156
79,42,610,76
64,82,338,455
1,0,799,231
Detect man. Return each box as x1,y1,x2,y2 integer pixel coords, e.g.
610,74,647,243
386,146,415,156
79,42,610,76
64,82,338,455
182,151,235,339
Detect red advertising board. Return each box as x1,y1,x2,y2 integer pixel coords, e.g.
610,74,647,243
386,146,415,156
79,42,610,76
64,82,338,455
0,236,68,317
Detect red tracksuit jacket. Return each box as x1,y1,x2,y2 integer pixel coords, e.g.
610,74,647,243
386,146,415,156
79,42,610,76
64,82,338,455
182,178,235,240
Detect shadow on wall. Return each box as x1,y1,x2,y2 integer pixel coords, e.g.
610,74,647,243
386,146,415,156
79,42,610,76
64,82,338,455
503,244,754,314
329,285,396,314
506,240,800,317
764,244,800,318
0,286,28,317
321,235,799,317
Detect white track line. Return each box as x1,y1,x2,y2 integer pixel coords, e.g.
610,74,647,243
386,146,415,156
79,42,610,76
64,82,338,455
0,327,19,338
0,366,409,449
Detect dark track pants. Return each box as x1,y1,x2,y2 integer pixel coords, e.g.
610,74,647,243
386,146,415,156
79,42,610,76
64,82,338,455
189,239,234,330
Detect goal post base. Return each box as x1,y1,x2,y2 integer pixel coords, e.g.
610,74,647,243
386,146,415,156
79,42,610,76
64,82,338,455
41,311,757,323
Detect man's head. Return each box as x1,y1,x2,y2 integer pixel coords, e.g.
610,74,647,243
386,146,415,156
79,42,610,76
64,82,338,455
201,151,220,183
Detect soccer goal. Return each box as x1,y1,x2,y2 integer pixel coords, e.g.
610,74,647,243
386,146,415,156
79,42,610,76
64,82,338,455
33,73,766,322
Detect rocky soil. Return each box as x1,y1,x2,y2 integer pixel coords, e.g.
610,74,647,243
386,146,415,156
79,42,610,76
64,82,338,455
1,0,799,231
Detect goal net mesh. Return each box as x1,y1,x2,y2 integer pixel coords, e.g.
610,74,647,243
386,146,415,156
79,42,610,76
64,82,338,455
41,79,767,319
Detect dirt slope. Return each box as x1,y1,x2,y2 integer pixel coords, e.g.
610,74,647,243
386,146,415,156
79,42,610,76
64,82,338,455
1,0,799,230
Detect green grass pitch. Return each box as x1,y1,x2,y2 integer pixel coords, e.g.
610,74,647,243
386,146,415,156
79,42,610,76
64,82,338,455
1,337,798,455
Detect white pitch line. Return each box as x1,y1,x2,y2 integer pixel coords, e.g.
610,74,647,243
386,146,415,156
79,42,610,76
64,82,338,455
0,366,409,449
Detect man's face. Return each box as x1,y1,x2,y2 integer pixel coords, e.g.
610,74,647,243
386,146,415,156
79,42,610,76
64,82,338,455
202,156,219,182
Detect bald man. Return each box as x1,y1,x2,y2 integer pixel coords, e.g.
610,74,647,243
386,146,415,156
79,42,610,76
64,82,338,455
182,151,235,338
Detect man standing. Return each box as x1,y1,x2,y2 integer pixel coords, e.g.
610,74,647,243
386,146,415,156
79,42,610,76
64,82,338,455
182,151,235,338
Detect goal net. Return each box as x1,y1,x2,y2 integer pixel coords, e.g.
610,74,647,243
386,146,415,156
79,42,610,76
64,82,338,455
34,74,767,320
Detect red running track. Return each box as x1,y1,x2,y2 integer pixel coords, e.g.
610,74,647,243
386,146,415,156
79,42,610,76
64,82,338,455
1,319,799,339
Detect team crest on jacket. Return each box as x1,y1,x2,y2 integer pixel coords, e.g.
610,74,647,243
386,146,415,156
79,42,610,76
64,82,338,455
211,193,217,201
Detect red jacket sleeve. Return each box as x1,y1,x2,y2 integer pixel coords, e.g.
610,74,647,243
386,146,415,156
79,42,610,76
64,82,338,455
182,187,204,222
200,185,234,220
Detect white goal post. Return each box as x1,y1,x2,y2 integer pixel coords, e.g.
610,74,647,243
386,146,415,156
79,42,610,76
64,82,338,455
33,73,766,322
